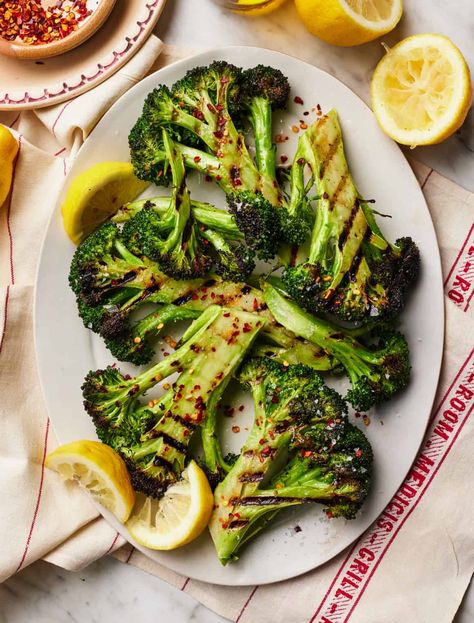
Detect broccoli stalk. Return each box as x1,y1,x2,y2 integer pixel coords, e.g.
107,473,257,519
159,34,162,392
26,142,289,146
102,277,337,370
282,110,420,321
239,65,313,244
113,197,243,240
263,282,411,411
209,358,372,564
122,129,213,280
84,306,266,497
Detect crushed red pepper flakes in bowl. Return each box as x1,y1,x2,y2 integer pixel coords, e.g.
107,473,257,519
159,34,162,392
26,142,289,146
0,1,92,46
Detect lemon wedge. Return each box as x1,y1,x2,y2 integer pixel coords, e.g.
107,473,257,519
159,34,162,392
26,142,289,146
294,0,402,46
371,34,472,147
126,461,213,550
61,162,149,245
45,440,135,523
0,125,19,207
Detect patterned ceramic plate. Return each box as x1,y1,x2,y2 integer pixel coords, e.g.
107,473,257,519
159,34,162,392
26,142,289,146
0,0,166,110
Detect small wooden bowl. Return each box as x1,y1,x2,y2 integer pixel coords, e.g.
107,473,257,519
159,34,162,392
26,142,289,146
0,0,117,60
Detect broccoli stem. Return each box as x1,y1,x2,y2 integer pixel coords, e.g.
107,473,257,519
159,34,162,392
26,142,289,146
262,282,373,379
123,308,266,494
141,304,201,336
248,97,276,180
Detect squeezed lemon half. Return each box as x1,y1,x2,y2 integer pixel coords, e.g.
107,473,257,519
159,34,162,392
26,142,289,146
371,34,472,147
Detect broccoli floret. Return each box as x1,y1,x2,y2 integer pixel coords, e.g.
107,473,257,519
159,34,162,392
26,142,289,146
227,190,282,261
128,62,317,254
200,228,255,282
69,220,209,337
104,304,201,366
84,306,265,497
282,110,420,321
239,65,290,180
209,358,372,564
123,129,213,280
263,282,411,411
237,65,312,245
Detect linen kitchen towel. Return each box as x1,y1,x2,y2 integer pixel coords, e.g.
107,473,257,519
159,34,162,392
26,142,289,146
0,35,163,582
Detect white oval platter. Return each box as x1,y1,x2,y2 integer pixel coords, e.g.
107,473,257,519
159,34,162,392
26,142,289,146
34,46,444,586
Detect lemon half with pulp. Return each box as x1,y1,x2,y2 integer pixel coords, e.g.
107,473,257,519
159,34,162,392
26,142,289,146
126,461,214,550
46,440,135,523
294,0,403,46
61,162,149,245
371,34,472,147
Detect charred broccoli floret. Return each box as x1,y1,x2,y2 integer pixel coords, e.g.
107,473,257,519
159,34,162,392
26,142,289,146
209,358,372,564
69,220,207,337
123,129,213,280
84,306,265,497
263,282,411,411
128,62,314,253
282,110,420,321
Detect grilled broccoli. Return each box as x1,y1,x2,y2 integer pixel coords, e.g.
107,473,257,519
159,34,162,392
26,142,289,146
263,282,411,411
209,358,373,564
83,306,265,497
122,129,214,280
129,62,314,253
102,277,337,370
282,110,420,322
237,65,313,244
69,220,207,336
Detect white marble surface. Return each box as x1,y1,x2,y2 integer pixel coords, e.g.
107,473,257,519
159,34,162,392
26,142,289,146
2,1,473,622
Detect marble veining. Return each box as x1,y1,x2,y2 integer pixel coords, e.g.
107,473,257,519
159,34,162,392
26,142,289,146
2,1,473,622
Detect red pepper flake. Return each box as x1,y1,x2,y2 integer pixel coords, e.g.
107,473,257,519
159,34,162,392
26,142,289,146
275,133,288,144
363,414,371,426
215,103,223,111
303,111,309,116
193,110,205,121
316,104,322,116
294,96,304,105
252,298,259,312
242,322,252,333
214,130,224,139
205,175,213,182
355,449,362,458
280,155,288,164
238,404,245,412
223,312,231,317
224,405,235,417
193,155,201,163
232,425,240,433
207,103,216,113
